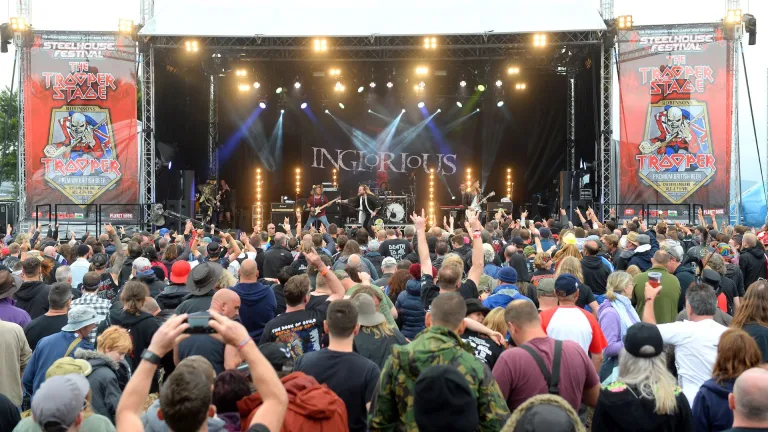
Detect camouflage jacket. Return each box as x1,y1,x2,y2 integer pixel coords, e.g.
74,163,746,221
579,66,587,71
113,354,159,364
368,326,510,431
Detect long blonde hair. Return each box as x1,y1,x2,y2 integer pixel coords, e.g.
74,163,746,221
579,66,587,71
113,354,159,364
483,307,507,335
361,322,394,338
554,256,584,283
605,271,634,302
618,348,679,415
553,244,581,263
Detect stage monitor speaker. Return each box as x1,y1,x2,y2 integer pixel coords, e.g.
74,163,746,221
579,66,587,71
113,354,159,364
559,171,581,206
271,212,296,228
165,199,193,233
0,203,16,234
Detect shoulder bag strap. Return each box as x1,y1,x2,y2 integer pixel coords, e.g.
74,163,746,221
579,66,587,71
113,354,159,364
519,344,553,393
64,337,83,357
520,340,562,395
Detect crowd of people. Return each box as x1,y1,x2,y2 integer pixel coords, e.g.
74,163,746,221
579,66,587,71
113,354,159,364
1,205,768,432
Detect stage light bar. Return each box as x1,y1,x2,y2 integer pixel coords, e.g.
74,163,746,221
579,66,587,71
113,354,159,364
429,168,435,225
329,68,342,77
369,82,376,88
314,38,328,52
235,69,247,77
617,15,633,29
515,83,527,90
334,81,345,92
259,101,267,109
506,168,512,199
386,81,394,88
301,102,308,109
255,168,263,229
726,9,742,24
118,18,134,35
507,67,520,75
253,82,260,89
533,33,547,47
477,85,486,92
417,102,425,108
295,168,301,196
10,17,28,32
339,103,345,109
415,66,429,76
237,84,250,92
459,80,467,87
294,81,301,89
357,86,364,93
496,101,504,107
456,101,463,108
466,167,472,186
184,39,199,53
332,169,337,188
424,37,437,49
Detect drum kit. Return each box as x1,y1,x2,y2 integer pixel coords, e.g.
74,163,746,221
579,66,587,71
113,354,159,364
363,180,415,225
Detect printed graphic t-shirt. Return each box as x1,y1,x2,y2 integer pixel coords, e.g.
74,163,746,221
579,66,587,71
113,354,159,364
259,300,330,359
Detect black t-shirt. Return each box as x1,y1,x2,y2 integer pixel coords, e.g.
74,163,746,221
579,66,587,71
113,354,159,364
25,314,69,350
295,349,380,432
379,239,412,261
306,294,329,310
353,327,408,369
259,301,330,359
97,273,119,302
576,282,597,310
461,329,505,370
177,332,226,375
420,274,479,311
0,394,20,432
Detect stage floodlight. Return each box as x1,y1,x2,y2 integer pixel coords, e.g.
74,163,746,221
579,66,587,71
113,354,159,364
237,84,250,92
253,82,260,89
617,15,633,29
402,109,406,113
259,101,267,109
515,83,527,90
9,16,28,32
280,109,285,114
275,87,283,94
424,36,437,49
235,69,247,77
475,108,480,112
184,39,199,53
459,80,467,87
495,80,502,87
533,33,547,47
329,68,341,77
339,103,345,109
357,86,364,93
456,101,463,108
118,18,134,35
507,67,520,75
419,81,425,89
436,108,441,113
294,81,301,89
325,109,330,114
386,81,394,88
314,38,328,52
301,102,308,109
334,81,345,92
497,101,504,107
416,66,429,76
369,82,376,88
726,9,742,24
477,84,486,92
417,102,425,108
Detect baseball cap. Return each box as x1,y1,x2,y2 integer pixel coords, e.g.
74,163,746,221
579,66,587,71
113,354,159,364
700,268,721,288
170,260,192,284
159,228,169,237
537,278,556,296
413,365,479,432
207,241,222,255
624,322,663,358
259,342,293,372
1,247,9,257
132,257,153,276
409,263,437,280
554,274,580,296
381,257,397,269
511,236,524,247
352,293,386,326
32,375,91,432
92,253,108,270
523,246,536,257
81,272,101,291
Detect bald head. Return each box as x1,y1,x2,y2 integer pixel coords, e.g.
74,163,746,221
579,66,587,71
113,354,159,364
43,246,57,259
238,259,259,282
347,254,362,269
652,250,671,266
731,368,768,425
274,232,287,247
211,289,241,319
141,297,160,316
744,233,758,248
583,241,599,256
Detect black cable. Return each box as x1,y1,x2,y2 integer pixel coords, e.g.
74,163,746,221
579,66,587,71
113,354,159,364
0,48,18,185
739,40,768,206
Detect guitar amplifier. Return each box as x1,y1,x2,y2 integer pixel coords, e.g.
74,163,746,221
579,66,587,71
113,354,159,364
271,203,295,212
487,201,513,214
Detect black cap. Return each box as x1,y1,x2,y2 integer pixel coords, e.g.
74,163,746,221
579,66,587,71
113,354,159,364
414,365,479,432
511,236,525,247
207,241,221,255
701,268,721,288
465,298,491,317
624,322,663,358
92,253,108,270
259,342,293,372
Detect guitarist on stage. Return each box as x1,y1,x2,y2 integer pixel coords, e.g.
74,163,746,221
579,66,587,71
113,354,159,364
304,184,331,230
344,184,380,235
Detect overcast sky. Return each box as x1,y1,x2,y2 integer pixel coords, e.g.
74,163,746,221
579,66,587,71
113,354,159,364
0,0,763,183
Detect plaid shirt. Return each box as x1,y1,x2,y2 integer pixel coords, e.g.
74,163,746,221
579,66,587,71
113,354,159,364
71,293,111,344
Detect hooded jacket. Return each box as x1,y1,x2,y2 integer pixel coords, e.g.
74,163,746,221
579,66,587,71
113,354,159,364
136,273,167,298
395,280,426,339
739,246,767,288
368,326,510,431
118,256,137,287
237,371,348,432
692,378,734,432
156,284,190,311
13,281,51,319
74,348,131,423
97,305,159,372
591,381,692,432
142,399,227,432
365,250,384,277
724,263,745,297
262,245,294,279
673,264,696,311
482,284,531,309
581,255,611,295
232,281,277,340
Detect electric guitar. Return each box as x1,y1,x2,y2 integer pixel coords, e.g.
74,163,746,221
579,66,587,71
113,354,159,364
308,197,341,216
471,192,496,212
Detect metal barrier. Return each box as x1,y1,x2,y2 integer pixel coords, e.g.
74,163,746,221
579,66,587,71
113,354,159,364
53,204,99,239
34,204,52,230
97,203,144,236
593,203,701,226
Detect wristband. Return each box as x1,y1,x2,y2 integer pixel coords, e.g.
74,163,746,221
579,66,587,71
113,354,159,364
237,336,253,351
645,297,654,302
472,233,482,239
320,267,329,277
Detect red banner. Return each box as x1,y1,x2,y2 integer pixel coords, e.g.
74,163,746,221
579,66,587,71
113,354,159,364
618,25,732,215
24,32,139,218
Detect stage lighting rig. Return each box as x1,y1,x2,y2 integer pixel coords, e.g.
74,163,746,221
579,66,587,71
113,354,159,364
237,84,250,92
259,101,267,109
235,69,248,77
515,83,527,90
617,15,633,29
415,66,429,76
275,87,283,94
477,85,486,92
9,17,29,32
459,80,467,87
507,67,520,75
506,168,512,199
294,81,301,89
357,86,364,93
417,102,425,108
726,9,742,24
184,40,199,53
424,37,437,49
329,68,342,77
334,82,345,92
118,19,142,40
314,38,328,52
533,33,547,47
339,103,345,109
295,168,301,197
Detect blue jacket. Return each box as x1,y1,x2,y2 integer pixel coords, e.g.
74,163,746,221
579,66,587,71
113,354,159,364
232,282,277,340
396,280,426,339
627,231,660,272
482,284,532,309
540,239,556,252
693,378,734,432
23,331,94,395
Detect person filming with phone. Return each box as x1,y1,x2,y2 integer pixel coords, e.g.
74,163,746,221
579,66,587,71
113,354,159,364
632,250,681,325
174,289,242,375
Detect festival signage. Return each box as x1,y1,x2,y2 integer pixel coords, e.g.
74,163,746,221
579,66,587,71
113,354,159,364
617,25,732,214
24,32,139,219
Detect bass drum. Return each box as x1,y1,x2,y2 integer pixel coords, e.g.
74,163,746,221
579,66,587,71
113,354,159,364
385,202,406,223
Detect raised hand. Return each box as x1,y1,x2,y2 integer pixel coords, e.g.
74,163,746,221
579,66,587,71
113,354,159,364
410,210,427,232
303,249,323,267
147,314,190,357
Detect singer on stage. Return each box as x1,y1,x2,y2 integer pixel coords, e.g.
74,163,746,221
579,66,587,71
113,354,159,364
345,184,380,234
304,184,330,230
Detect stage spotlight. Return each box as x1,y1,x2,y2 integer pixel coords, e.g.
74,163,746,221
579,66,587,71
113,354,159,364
184,39,199,53
339,103,345,109
726,9,742,24
419,81,425,89
357,86,364,93
276,87,283,94
415,66,429,76
424,37,437,49
301,102,308,109
496,101,504,107
369,82,376,88
475,108,480,112
118,18,134,35
413,85,419,91
477,85,486,92
368,109,372,113
417,102,425,108
617,15,634,29
329,68,342,76
533,33,547,47
459,80,467,87
437,108,441,113
253,82,260,89
259,102,267,109
515,83,527,90
334,81,345,92
402,109,406,113
325,109,330,114
495,80,502,87
235,69,247,77
456,101,463,108
314,38,328,52
9,16,28,32
294,81,301,89
507,67,520,75
386,81,394,88
280,109,285,113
